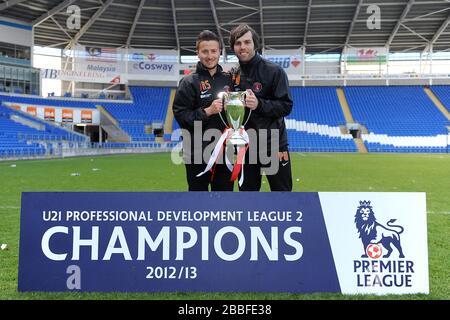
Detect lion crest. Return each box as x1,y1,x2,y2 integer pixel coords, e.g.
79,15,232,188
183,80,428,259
354,201,405,258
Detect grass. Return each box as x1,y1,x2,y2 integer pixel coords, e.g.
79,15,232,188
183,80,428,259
0,152,449,300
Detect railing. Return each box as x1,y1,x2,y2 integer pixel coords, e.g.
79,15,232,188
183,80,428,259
0,140,179,160
0,56,31,66
17,133,86,142
291,73,450,86
0,147,46,159
91,142,178,149
297,73,450,80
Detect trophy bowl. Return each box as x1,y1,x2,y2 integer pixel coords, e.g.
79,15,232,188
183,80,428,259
221,91,248,146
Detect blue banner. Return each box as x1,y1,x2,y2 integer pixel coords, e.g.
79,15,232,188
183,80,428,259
18,192,340,293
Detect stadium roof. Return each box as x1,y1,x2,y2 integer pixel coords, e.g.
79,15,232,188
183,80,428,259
1,0,450,55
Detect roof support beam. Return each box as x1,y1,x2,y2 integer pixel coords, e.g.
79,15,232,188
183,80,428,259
32,0,78,26
401,23,429,43
220,11,259,27
45,41,70,49
50,16,73,40
434,47,450,53
72,0,115,44
398,44,426,53
258,0,265,51
0,0,28,11
430,11,450,45
219,0,257,11
423,11,450,54
344,0,363,47
386,0,414,47
170,0,180,52
126,0,146,47
303,0,312,46
305,46,343,57
209,0,226,54
405,6,450,22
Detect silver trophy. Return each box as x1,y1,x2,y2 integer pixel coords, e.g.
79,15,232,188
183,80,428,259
220,91,250,146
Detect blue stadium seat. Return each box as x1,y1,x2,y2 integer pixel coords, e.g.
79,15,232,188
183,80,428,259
344,86,448,153
286,87,355,152
430,86,450,113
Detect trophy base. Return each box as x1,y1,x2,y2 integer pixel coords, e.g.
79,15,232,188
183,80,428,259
226,137,247,146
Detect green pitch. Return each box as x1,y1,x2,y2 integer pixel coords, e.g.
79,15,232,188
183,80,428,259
0,152,448,300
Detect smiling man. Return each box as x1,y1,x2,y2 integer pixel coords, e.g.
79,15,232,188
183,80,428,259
173,30,233,191
229,24,293,192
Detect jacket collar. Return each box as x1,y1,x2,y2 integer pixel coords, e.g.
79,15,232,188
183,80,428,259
239,52,262,73
196,61,223,76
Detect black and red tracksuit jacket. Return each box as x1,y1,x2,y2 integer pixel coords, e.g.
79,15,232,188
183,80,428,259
173,62,232,161
231,53,293,152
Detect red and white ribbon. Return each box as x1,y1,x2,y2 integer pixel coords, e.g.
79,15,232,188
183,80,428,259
196,128,232,178
197,127,249,187
229,128,249,187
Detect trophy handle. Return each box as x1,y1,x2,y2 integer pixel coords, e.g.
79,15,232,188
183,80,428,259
219,92,229,127
221,91,230,103
240,91,251,127
239,91,246,104
221,91,230,112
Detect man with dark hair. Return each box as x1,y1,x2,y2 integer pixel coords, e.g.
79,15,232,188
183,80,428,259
229,23,293,191
173,30,234,191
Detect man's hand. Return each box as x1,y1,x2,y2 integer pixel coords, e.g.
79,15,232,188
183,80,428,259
204,98,223,116
245,89,258,110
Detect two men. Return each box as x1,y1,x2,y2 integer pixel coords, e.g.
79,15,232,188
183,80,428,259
174,25,293,192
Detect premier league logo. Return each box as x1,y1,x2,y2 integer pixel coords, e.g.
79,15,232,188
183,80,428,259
352,200,418,289
354,200,405,259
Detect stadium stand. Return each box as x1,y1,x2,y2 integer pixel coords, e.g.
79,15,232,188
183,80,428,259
0,86,171,144
344,86,449,153
1,85,448,158
0,117,46,158
286,87,357,152
0,103,87,158
430,86,450,113
0,93,98,108
102,87,170,141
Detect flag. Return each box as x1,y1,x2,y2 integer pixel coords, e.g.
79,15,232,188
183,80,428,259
110,76,121,84
85,47,118,62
